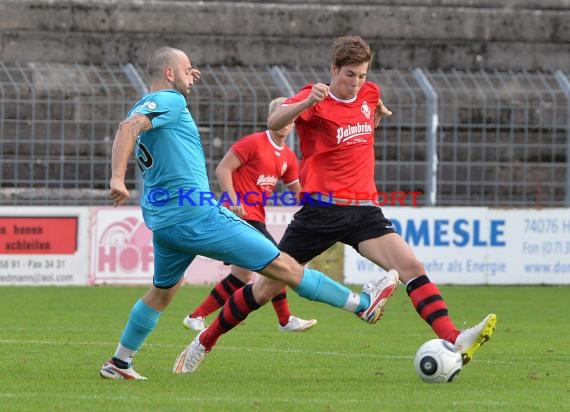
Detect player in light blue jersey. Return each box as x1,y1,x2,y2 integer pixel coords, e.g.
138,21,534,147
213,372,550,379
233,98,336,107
132,88,212,230
100,46,399,380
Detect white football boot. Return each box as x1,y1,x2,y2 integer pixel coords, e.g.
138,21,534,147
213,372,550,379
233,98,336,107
358,269,399,323
182,315,207,331
455,313,497,365
100,359,147,380
278,316,317,332
173,330,209,374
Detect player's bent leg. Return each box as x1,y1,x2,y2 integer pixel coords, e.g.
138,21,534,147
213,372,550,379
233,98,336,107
360,234,497,356
173,283,261,374
405,275,461,342
263,253,397,323
358,235,456,331
455,314,497,365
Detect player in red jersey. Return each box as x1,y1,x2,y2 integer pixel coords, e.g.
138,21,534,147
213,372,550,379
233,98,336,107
173,37,493,376
264,35,497,366
182,97,317,333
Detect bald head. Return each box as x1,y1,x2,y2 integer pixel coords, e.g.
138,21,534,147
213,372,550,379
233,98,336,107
146,46,194,97
147,47,187,80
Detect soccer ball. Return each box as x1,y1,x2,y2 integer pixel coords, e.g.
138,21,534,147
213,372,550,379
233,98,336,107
414,338,462,383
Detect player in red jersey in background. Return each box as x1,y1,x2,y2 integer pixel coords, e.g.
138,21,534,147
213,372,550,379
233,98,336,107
262,35,497,366
182,97,317,333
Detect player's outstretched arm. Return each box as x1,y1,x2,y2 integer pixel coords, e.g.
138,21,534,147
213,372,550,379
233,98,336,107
267,83,329,131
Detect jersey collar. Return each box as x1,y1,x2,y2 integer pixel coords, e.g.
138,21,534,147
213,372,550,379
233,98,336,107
329,91,357,104
265,130,285,150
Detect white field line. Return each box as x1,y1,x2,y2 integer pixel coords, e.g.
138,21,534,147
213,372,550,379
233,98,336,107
0,338,410,359
0,338,515,364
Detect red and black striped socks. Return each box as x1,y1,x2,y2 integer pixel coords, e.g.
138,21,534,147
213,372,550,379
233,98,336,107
270,289,291,326
190,273,245,318
406,275,460,343
200,283,260,350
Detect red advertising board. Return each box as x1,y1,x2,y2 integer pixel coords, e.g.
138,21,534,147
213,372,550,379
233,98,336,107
0,216,78,254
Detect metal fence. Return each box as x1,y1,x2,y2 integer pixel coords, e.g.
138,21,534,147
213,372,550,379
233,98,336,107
1,62,569,207
0,62,139,205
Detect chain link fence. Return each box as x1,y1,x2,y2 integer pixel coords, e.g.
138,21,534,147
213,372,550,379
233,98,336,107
0,62,138,205
1,62,568,207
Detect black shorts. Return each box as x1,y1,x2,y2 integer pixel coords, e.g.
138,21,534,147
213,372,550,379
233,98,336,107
278,203,396,264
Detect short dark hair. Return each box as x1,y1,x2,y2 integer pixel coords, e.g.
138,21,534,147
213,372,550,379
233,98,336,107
330,35,373,69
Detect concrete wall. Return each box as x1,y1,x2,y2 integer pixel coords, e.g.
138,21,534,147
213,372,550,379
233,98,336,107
1,0,569,71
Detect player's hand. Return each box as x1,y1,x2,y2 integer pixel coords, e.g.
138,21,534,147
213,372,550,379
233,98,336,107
374,98,393,127
109,177,129,207
307,83,330,106
190,68,201,82
229,205,247,218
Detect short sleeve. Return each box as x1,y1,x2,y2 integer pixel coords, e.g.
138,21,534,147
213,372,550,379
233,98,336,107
283,85,314,122
230,134,259,165
133,91,186,129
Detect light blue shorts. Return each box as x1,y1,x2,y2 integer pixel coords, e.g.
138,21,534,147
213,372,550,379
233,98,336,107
151,205,280,288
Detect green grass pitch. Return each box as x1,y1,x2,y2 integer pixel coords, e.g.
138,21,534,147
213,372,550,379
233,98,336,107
0,284,568,411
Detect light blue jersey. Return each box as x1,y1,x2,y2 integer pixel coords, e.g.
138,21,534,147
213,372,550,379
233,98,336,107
128,89,279,287
131,90,212,230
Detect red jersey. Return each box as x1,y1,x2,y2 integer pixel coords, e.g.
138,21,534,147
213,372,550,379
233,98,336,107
230,130,299,223
284,82,380,201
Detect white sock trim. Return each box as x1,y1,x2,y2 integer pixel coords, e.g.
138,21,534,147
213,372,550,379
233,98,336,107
343,292,360,312
405,276,419,287
114,343,137,365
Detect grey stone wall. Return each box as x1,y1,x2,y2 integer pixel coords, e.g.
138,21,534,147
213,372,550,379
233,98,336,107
1,0,569,71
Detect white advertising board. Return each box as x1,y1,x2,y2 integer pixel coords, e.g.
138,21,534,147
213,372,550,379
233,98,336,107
0,207,89,285
344,207,570,285
3,206,567,286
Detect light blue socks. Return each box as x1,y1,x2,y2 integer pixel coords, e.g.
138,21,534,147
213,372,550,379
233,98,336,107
294,268,370,312
119,299,161,351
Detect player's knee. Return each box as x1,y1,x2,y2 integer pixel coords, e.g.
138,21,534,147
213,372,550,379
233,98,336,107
143,283,179,311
